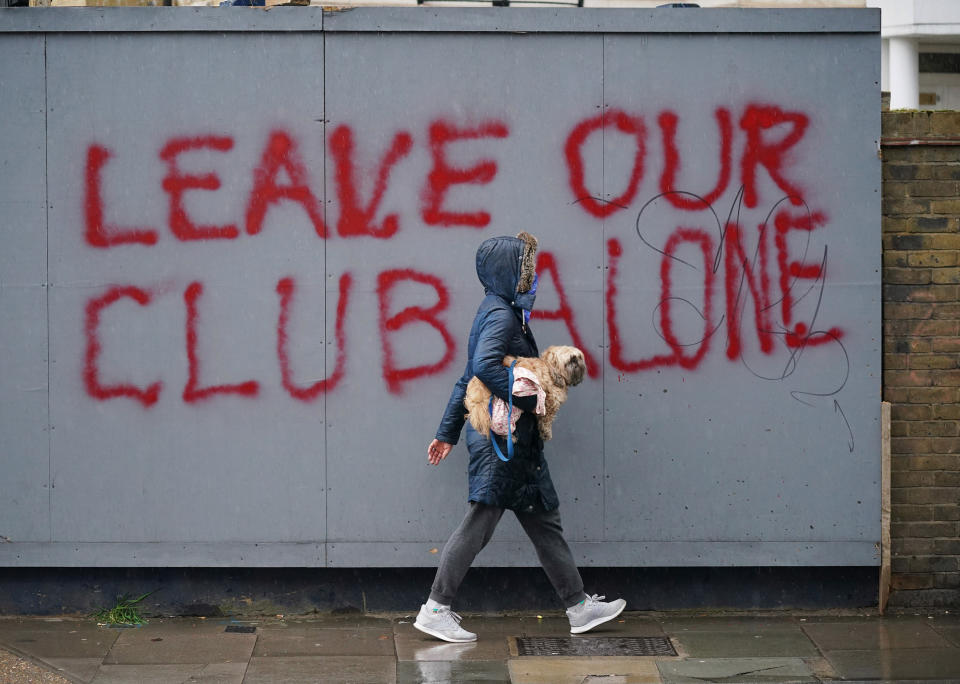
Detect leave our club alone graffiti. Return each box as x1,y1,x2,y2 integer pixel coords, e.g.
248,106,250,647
81,104,843,407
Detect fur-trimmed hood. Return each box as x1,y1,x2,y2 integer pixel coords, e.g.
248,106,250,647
475,232,538,310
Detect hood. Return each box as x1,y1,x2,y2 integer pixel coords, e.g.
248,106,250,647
475,231,538,311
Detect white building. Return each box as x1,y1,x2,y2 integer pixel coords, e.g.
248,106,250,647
868,0,960,110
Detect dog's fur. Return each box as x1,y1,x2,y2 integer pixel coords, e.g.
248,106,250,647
464,345,586,442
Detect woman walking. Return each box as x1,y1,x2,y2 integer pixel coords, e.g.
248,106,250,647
415,231,625,643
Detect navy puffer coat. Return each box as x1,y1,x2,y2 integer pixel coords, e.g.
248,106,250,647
435,232,560,513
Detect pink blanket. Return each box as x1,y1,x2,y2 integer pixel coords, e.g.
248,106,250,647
489,366,546,438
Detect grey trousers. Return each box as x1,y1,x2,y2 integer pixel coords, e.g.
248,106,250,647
429,502,586,608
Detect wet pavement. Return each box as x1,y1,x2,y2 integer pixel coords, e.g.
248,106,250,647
0,610,958,683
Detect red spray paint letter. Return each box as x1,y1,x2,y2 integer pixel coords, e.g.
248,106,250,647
160,136,239,241
607,238,657,372
530,251,599,379
85,145,159,247
377,269,455,394
182,281,260,403
607,233,715,372
84,286,162,407
245,130,327,238
773,209,842,348
421,119,509,228
724,221,774,359
565,110,646,219
658,108,733,210
740,105,809,209
658,229,716,369
276,273,352,401
330,125,413,239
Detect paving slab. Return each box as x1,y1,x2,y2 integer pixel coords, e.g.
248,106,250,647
243,655,396,683
114,619,238,635
0,621,119,661
396,659,510,683
91,663,210,683
926,617,960,648
824,647,960,681
802,655,840,681
44,656,103,683
287,615,395,630
797,613,919,623
801,618,952,651
656,657,817,683
396,635,507,662
670,629,820,659
508,657,662,684
184,662,248,683
102,622,256,665
253,625,395,657
394,621,510,661
931,625,960,648
658,617,801,634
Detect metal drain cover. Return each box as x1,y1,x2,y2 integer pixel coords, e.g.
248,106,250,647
224,625,256,633
515,636,676,657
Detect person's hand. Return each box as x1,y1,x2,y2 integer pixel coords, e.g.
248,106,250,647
427,439,453,466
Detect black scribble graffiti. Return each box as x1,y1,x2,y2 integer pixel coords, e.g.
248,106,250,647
635,190,728,349
834,400,856,453
636,190,724,270
633,186,855,453
651,297,726,349
571,195,630,213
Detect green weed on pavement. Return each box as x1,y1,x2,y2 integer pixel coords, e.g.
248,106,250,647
92,591,153,626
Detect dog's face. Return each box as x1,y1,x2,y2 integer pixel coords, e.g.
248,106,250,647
542,345,586,387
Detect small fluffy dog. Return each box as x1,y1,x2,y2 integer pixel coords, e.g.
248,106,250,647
464,345,586,442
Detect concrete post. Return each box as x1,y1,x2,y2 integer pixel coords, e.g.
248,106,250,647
889,36,919,110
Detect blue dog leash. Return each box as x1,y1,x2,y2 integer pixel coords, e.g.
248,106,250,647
488,359,519,462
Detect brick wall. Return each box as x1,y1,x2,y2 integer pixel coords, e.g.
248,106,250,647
882,111,960,608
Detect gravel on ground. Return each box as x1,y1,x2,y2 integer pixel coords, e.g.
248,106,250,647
0,646,70,684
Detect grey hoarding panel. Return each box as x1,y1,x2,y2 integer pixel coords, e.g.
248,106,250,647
1,288,49,542
599,32,881,551
321,32,605,556
0,35,50,543
44,32,327,545
0,7,878,34
0,10,879,567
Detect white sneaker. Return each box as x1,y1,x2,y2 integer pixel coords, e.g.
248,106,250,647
413,604,478,643
566,594,626,634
